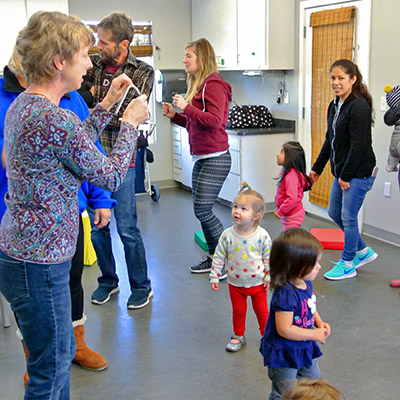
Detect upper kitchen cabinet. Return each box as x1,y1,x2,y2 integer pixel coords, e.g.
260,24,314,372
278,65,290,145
191,0,294,70
191,0,238,68
237,0,294,70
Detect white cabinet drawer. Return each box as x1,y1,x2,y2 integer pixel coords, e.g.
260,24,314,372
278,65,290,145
228,135,240,151
230,150,240,175
172,140,182,155
172,126,181,141
173,154,182,168
173,167,182,182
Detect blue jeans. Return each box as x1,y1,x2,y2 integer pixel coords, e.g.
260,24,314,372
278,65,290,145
89,167,151,294
0,251,74,400
267,359,320,400
328,176,375,261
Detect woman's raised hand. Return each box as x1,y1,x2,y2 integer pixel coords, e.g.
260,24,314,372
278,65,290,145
162,102,176,119
100,73,133,111
122,94,149,128
172,94,188,111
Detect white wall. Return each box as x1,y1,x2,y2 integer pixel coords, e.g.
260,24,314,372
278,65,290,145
0,0,69,73
362,0,400,241
68,0,192,185
219,70,298,121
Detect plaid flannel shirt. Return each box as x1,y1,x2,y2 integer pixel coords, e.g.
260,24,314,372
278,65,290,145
82,49,154,163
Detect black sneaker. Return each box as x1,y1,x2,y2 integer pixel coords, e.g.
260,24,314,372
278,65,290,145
91,286,119,305
189,256,212,273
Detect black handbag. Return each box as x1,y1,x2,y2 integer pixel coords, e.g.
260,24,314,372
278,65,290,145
228,104,275,129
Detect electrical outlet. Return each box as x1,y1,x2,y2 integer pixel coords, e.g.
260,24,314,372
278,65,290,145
380,96,387,112
384,182,391,197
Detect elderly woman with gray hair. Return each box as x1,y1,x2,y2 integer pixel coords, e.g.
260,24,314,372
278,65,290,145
0,11,148,399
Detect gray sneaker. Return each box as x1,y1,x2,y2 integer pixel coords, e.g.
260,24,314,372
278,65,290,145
91,286,119,305
127,290,153,309
189,257,212,273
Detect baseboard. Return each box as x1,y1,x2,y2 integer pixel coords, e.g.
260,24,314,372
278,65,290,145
363,224,400,248
150,179,179,189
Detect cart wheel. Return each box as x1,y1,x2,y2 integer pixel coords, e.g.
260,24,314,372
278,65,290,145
151,184,160,202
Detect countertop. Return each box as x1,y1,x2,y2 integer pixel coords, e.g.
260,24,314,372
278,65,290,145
226,118,295,136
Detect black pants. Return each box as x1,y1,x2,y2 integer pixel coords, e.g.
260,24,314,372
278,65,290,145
69,216,84,322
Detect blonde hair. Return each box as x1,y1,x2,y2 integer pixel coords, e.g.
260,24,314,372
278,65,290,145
7,45,22,77
234,182,265,227
282,379,344,400
16,11,94,84
185,38,218,103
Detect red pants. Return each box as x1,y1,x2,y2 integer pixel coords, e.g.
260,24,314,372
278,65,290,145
228,284,269,337
281,208,305,230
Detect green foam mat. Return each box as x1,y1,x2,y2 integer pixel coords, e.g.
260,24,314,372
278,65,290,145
194,230,209,251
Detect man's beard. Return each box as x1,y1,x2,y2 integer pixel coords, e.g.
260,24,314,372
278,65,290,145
100,46,120,65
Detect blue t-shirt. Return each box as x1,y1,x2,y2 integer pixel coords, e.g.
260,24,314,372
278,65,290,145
260,281,322,369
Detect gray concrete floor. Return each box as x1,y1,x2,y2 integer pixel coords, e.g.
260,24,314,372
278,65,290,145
1,187,400,399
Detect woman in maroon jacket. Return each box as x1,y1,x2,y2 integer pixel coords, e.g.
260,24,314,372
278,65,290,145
163,38,232,274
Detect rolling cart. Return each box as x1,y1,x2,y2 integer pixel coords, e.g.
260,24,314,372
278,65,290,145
135,121,160,202
115,84,160,202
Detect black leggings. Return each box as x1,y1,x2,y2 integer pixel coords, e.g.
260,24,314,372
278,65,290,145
69,216,84,322
192,151,231,255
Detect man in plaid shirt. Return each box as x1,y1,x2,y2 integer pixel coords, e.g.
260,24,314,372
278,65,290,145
80,11,154,309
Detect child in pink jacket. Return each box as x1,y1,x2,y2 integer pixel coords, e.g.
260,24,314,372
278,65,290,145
274,142,313,230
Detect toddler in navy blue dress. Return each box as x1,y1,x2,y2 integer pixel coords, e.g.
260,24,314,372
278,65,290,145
260,228,331,400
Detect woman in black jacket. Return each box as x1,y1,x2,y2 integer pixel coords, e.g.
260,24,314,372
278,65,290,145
310,59,378,281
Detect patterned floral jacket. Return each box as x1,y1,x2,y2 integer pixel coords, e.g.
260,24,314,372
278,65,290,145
0,94,137,263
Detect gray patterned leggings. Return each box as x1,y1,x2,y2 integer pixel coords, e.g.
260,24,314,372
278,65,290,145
192,151,231,255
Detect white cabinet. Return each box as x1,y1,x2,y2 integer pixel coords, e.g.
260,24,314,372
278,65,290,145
191,0,294,70
219,136,241,202
219,132,295,204
237,0,294,70
191,0,237,68
172,124,193,187
240,132,294,204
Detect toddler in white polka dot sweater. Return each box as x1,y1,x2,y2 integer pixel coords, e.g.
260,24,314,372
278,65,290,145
210,182,271,352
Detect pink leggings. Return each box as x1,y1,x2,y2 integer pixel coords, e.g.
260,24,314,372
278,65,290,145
281,208,305,230
229,284,269,337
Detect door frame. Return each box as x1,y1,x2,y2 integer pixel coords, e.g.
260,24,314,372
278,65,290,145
298,0,372,221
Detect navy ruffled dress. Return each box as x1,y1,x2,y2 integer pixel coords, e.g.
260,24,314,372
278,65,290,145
260,281,322,369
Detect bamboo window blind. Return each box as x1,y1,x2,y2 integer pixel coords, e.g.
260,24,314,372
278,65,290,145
309,6,355,208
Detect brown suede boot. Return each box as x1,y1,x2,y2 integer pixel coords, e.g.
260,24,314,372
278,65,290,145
73,323,107,371
21,340,29,387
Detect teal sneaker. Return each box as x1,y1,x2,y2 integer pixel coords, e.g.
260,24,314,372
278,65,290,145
324,259,357,280
353,247,378,269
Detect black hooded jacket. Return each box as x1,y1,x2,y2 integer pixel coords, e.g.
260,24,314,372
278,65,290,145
312,92,376,182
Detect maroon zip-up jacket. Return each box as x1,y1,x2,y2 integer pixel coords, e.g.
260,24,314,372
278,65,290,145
171,72,232,155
